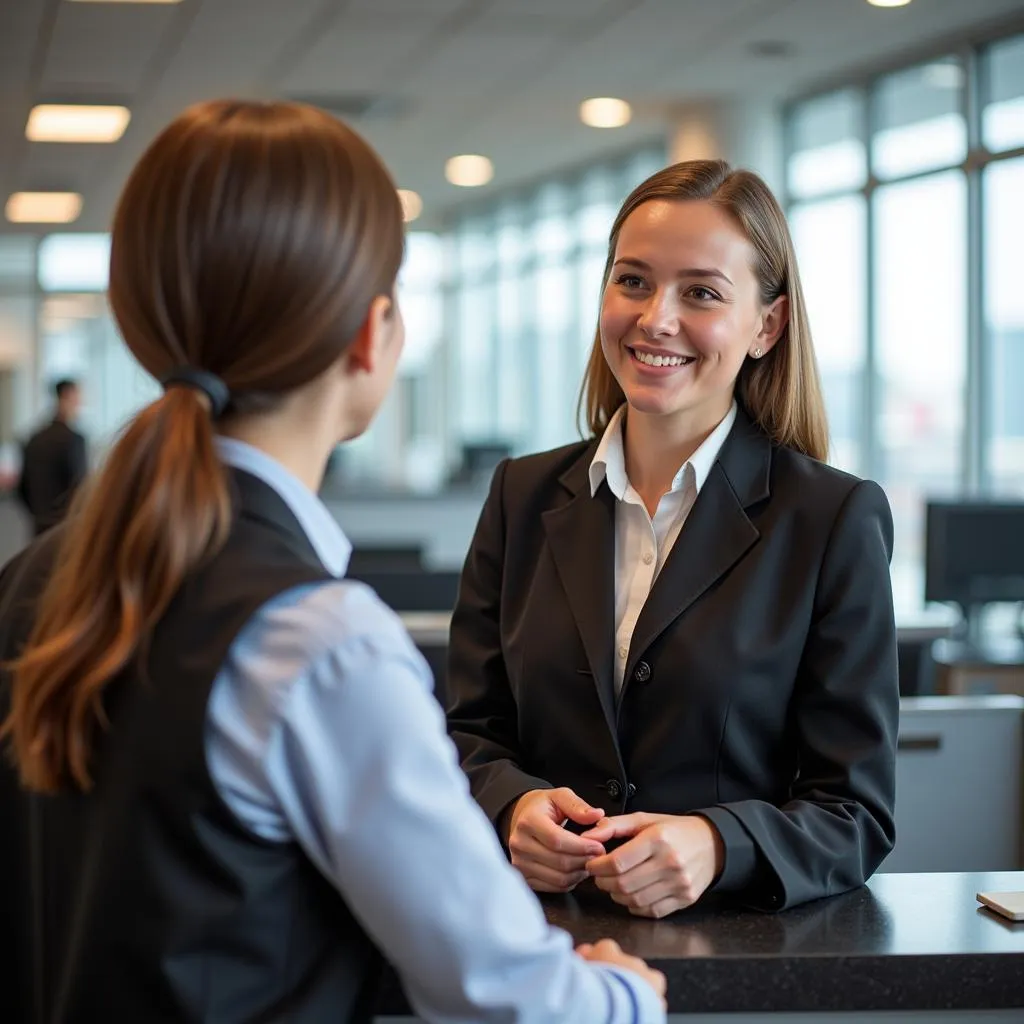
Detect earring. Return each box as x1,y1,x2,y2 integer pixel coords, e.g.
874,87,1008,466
753,346,763,358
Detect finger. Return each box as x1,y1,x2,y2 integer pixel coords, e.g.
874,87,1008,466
592,860,669,896
522,863,589,892
576,817,614,842
631,894,687,919
550,788,605,826
586,833,654,877
648,968,668,1002
527,878,581,893
511,833,593,875
521,815,605,858
527,878,584,893
610,877,680,911
579,812,651,844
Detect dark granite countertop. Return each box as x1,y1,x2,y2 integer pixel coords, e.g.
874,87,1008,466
375,871,1024,1015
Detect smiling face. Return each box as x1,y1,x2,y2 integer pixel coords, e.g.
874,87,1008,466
599,198,787,436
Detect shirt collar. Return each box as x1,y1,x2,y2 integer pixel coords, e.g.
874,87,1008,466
688,400,737,493
588,404,630,500
589,400,738,500
215,436,352,578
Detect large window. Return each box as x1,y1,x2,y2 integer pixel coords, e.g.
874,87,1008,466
444,145,666,459
786,31,1024,622
787,89,867,198
341,145,665,492
872,59,967,180
789,196,866,475
874,171,967,612
985,34,1024,152
984,157,1024,495
343,230,449,492
0,146,668,498
0,238,39,466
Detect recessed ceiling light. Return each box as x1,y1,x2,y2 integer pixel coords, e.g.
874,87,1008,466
866,0,912,7
398,189,423,222
580,97,632,129
26,104,131,143
5,192,83,224
445,155,493,188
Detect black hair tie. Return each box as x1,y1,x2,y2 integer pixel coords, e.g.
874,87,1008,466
160,367,230,419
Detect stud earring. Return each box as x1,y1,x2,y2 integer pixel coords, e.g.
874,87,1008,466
753,347,763,358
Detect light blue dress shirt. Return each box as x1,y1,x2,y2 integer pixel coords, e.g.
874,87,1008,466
205,438,665,1024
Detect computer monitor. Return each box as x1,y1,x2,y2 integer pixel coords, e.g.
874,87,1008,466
924,501,1024,618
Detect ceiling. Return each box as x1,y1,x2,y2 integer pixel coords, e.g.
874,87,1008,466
1,0,1022,233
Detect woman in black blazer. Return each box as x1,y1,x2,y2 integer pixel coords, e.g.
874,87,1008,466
447,159,898,916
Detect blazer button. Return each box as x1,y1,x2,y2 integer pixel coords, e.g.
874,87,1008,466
604,779,622,799
633,660,652,684
626,783,637,799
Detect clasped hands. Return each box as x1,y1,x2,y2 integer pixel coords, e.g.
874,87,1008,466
505,787,724,919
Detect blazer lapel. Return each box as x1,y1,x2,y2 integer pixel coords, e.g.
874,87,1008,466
623,408,772,692
542,449,619,739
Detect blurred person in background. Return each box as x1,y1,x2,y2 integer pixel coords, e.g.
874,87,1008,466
448,159,898,918
0,100,665,1024
16,378,87,536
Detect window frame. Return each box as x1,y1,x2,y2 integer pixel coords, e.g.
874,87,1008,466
783,21,1024,494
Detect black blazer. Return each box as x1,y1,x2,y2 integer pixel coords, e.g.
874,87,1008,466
447,408,899,912
17,420,87,536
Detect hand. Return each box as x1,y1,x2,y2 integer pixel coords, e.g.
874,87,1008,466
582,813,724,918
576,938,667,1009
506,788,606,893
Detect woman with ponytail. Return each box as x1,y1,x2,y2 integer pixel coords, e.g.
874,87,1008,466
0,100,665,1024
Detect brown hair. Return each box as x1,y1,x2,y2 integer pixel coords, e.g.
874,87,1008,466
2,99,404,793
578,158,829,461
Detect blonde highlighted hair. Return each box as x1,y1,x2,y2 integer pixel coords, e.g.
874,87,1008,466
578,158,829,462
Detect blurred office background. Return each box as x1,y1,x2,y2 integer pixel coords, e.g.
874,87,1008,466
1,0,1023,639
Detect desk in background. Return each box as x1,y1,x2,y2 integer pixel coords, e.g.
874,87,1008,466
932,636,1024,697
886,696,1024,873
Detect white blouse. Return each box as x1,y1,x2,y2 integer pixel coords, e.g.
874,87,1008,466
588,401,737,693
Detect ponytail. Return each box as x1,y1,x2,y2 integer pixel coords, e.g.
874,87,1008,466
1,388,231,793
1,97,406,793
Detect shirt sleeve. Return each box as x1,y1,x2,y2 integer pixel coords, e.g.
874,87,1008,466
207,580,664,1024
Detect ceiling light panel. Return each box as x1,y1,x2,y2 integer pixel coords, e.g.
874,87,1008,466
26,104,131,143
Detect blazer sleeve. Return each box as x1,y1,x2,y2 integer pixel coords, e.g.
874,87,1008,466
697,479,899,911
447,460,554,830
